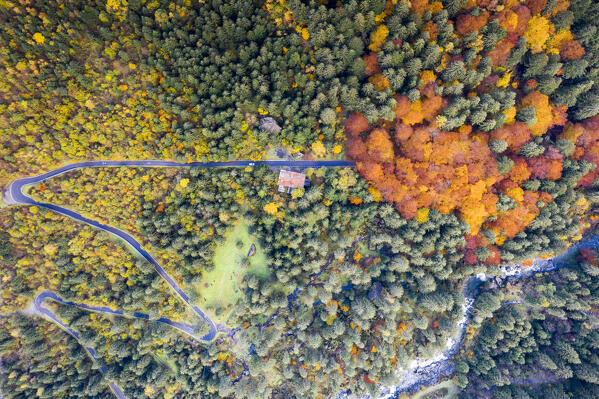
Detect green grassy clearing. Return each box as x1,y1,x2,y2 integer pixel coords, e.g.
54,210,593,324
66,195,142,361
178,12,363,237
196,218,269,323
356,240,379,257
265,147,289,160
154,350,179,374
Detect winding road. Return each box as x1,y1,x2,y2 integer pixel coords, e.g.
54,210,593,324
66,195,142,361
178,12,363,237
30,296,128,399
4,159,355,340
2,159,355,398
34,292,200,338
3,159,599,399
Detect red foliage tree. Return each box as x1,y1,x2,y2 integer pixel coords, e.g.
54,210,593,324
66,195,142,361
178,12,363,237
456,11,490,35
560,39,585,61
525,0,547,15
488,41,515,66
528,155,563,180
345,112,370,137
422,20,438,41
347,138,368,161
363,52,381,76
490,122,532,153
344,0,594,259
514,6,532,35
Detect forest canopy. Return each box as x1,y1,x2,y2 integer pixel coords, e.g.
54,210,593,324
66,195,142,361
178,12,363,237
2,0,599,398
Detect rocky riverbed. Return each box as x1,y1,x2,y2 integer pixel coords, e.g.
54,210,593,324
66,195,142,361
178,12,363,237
337,235,599,399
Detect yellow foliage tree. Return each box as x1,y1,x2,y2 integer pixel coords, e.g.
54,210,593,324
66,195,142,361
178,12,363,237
32,32,45,45
416,207,429,223
368,186,383,201
176,178,189,191
301,28,310,40
368,25,389,52
523,16,554,54
497,71,512,88
106,0,128,22
264,202,279,215
311,140,326,157
548,29,573,52
291,187,305,199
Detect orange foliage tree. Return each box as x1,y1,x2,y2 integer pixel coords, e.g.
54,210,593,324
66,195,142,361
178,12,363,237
521,91,563,136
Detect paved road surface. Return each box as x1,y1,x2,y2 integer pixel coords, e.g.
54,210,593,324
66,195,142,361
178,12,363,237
31,293,127,399
4,159,355,204
34,292,199,337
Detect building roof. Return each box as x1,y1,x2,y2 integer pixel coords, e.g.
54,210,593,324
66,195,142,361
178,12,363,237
278,170,306,188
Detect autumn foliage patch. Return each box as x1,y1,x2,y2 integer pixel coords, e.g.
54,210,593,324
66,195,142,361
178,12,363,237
347,0,598,262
